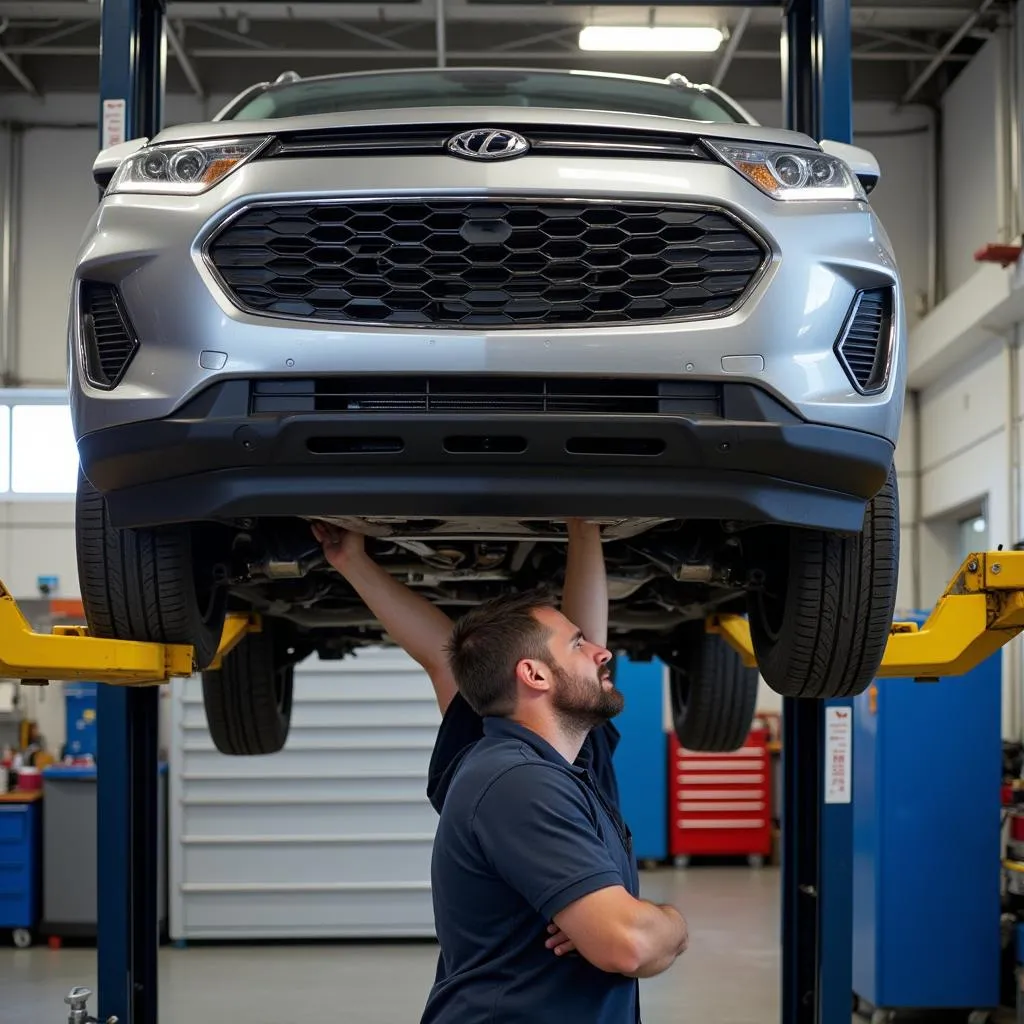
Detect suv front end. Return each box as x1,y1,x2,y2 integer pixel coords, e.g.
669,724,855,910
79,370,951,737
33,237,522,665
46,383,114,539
68,68,905,727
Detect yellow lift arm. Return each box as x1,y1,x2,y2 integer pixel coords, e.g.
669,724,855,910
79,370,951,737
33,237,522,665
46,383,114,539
709,550,1024,679
0,548,1018,687
0,581,258,685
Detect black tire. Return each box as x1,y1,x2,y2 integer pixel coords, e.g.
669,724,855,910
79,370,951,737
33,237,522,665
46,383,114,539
669,625,759,751
201,623,294,756
747,464,899,699
75,471,226,668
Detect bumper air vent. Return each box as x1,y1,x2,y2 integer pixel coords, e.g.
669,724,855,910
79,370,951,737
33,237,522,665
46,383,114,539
250,376,724,417
79,282,139,390
835,287,894,395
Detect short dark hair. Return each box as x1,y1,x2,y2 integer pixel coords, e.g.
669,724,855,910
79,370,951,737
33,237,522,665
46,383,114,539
445,589,557,717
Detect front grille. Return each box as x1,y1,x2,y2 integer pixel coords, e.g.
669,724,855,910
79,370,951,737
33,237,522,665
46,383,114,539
836,288,894,394
79,282,138,389
250,376,723,417
207,198,768,328
261,124,711,162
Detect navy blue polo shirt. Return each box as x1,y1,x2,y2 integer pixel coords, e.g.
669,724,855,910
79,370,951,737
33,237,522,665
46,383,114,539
427,691,622,810
421,716,640,1024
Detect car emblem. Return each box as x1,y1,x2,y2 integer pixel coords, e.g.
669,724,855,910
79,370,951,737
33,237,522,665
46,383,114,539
447,129,530,161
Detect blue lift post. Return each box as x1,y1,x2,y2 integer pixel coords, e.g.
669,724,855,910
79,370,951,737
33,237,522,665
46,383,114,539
95,2,166,1023
780,3,857,1018
88,1,856,1022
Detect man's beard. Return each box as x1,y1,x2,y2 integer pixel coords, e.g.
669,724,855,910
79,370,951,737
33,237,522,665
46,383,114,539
550,662,625,735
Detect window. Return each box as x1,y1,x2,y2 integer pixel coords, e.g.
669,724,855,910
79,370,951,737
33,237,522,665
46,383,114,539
958,513,988,559
0,391,78,498
222,69,748,124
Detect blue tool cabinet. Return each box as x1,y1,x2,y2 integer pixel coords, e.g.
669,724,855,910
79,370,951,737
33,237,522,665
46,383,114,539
0,794,42,945
852,635,1002,1016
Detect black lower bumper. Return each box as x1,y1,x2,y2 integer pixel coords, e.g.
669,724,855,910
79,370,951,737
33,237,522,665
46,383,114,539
78,380,895,533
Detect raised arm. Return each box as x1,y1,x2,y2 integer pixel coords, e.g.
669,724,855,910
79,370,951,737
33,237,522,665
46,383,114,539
560,518,608,648
313,524,459,713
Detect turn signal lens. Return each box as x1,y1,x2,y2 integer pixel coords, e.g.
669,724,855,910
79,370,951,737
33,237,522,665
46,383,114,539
707,141,866,202
106,137,269,196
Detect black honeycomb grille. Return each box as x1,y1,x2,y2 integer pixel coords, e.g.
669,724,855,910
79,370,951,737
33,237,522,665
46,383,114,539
79,282,139,389
836,288,894,394
206,198,768,328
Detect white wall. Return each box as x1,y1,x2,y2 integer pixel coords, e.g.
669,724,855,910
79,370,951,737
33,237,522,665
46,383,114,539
940,32,1010,296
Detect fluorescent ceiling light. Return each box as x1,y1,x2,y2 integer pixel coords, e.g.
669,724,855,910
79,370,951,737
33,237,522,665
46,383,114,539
578,26,724,52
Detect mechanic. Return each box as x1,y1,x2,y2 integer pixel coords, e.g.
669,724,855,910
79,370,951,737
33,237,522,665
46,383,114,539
311,518,622,807
314,521,689,1022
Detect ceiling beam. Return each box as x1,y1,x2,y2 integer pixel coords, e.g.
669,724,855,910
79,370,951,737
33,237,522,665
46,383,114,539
0,1,989,26
165,21,204,98
1,43,973,62
900,0,997,103
712,5,750,86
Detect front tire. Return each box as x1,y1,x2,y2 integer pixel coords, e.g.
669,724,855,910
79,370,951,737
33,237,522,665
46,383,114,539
747,465,899,699
75,471,226,668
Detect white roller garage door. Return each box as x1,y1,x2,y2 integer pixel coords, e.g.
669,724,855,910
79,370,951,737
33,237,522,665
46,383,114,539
168,647,441,941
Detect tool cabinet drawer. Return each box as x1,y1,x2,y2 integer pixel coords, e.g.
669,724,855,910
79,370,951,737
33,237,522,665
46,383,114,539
668,731,772,860
0,806,29,845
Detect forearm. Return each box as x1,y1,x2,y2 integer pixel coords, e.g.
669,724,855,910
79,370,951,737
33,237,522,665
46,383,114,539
337,552,458,708
561,520,608,648
622,903,689,979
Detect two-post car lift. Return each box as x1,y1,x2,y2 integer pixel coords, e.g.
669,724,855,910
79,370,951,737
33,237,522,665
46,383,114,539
33,0,977,1021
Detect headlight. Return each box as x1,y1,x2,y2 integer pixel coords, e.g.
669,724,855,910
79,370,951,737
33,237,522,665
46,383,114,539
105,137,269,196
707,141,866,202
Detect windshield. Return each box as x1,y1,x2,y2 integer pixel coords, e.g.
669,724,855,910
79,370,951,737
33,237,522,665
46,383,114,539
221,69,748,124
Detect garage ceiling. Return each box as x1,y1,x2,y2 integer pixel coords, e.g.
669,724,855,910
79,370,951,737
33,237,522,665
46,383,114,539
0,0,1009,104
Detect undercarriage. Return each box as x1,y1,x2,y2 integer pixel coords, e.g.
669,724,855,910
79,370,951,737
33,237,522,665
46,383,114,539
221,514,756,662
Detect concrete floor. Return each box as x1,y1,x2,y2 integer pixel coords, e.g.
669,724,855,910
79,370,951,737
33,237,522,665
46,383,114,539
3,864,1004,1024
4,867,778,1023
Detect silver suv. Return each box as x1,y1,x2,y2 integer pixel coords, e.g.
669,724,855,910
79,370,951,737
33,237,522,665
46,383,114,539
70,68,904,754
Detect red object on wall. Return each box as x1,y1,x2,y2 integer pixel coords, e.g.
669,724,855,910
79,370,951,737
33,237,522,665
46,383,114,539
974,243,1023,268
668,729,772,861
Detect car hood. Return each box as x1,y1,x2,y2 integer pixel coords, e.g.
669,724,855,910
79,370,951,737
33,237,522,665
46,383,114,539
150,105,822,150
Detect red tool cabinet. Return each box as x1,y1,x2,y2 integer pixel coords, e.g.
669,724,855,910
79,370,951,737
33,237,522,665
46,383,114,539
668,729,772,865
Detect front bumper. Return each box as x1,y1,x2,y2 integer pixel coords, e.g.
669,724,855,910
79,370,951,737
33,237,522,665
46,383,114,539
79,379,894,533
68,151,906,447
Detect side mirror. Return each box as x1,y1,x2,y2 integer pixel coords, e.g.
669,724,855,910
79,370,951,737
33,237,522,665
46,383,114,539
819,139,880,195
93,137,147,189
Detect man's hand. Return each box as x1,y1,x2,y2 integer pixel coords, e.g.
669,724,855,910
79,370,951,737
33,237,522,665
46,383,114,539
312,522,366,575
546,922,577,957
